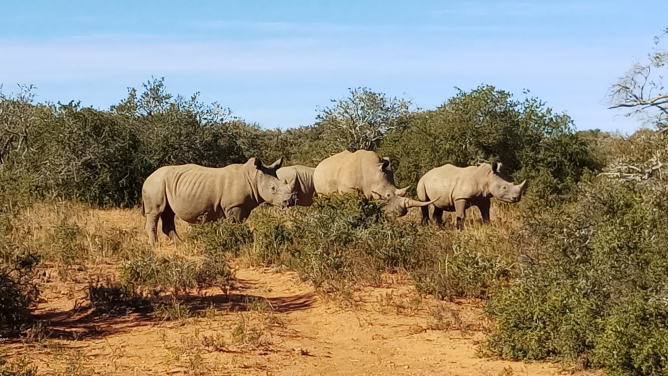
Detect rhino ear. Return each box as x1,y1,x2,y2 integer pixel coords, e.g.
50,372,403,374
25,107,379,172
491,161,499,173
380,158,391,171
395,187,409,197
267,157,283,170
253,158,263,169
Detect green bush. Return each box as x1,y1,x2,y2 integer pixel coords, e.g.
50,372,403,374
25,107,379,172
485,177,668,374
0,254,40,336
190,218,253,258
121,255,233,297
87,279,151,315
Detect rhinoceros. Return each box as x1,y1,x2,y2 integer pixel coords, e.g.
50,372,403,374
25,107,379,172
276,165,315,207
313,150,434,217
416,162,525,229
141,157,296,245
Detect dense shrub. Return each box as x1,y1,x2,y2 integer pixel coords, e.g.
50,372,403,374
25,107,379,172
0,255,40,336
191,193,517,298
190,219,253,258
486,177,668,374
121,255,233,297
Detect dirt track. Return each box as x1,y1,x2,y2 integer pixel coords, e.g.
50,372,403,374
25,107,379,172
7,266,584,375
4,208,598,375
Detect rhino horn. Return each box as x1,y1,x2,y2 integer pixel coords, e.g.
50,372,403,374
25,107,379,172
395,187,409,197
518,180,526,190
266,157,283,170
403,197,439,208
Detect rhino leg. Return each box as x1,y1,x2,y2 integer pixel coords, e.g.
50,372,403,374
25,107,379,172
455,200,468,230
420,205,430,225
432,206,444,227
476,199,491,224
160,205,180,244
225,206,248,222
145,213,160,246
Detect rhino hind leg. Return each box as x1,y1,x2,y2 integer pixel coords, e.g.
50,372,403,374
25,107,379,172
432,206,444,227
420,205,430,225
160,205,180,244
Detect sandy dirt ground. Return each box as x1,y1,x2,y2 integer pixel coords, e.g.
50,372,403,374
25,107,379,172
3,207,600,375
6,266,595,376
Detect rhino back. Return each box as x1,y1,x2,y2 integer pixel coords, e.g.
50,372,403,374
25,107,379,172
163,164,253,223
314,150,358,194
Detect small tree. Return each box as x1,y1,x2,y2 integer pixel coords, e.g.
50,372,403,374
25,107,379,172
317,87,411,151
609,28,667,129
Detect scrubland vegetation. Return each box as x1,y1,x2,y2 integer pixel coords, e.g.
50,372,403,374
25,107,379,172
1,29,667,375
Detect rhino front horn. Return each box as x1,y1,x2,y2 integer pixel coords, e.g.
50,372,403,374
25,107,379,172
404,197,439,208
518,180,526,189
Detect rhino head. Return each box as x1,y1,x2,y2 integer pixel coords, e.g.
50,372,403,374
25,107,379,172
371,157,436,217
487,162,526,203
369,157,410,200
381,195,439,218
253,157,298,208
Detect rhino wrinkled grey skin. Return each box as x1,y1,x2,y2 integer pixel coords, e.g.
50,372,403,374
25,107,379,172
313,150,435,217
141,157,296,246
276,165,316,207
417,162,526,229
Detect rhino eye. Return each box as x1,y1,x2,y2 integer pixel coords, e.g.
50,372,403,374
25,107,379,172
271,186,276,192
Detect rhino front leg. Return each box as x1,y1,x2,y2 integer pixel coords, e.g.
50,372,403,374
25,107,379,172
225,206,248,222
145,213,160,246
455,200,468,230
476,199,491,224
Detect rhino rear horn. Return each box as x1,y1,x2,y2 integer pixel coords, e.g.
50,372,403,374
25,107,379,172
395,187,409,197
404,197,439,208
266,157,283,170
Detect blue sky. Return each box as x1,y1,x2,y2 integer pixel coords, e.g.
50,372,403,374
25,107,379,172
0,1,664,132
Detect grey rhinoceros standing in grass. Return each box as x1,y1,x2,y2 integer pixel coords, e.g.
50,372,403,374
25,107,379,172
313,150,435,217
141,157,296,246
276,165,316,207
417,162,525,229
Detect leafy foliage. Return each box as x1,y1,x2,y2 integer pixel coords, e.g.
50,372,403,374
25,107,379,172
317,87,411,151
486,177,668,374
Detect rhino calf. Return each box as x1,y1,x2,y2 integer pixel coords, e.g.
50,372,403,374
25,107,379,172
276,165,316,206
417,162,525,229
141,157,296,246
